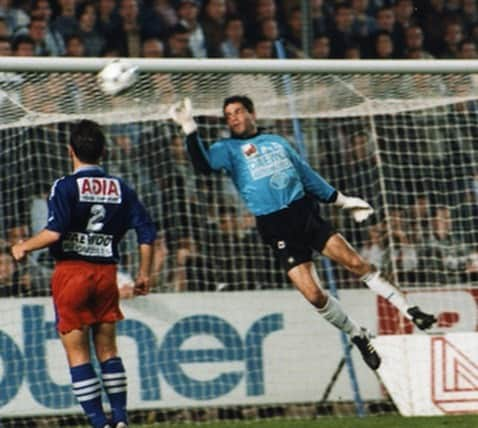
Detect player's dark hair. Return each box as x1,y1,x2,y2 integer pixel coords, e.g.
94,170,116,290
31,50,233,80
70,119,106,164
223,95,255,114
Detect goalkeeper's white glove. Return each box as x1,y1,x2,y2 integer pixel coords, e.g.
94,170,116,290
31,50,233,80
168,97,198,135
334,192,374,223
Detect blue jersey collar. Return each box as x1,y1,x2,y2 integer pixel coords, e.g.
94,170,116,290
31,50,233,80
73,165,104,174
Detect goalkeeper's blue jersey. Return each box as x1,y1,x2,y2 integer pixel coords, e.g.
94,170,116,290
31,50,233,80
45,165,156,263
196,132,337,216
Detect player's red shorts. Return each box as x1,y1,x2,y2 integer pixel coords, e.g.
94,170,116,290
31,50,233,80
51,260,124,334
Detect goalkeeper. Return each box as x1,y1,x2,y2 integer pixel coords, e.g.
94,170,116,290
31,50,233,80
170,95,437,371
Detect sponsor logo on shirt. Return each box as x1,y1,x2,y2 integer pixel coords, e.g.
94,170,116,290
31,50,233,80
241,143,258,157
247,143,293,180
62,232,114,257
77,177,122,204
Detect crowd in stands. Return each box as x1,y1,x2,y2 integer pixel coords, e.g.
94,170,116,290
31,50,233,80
2,105,478,297
0,0,478,59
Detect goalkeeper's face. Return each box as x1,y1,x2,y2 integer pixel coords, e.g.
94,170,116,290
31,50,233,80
224,102,257,138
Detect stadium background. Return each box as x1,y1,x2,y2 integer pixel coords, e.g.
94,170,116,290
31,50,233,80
1,0,478,427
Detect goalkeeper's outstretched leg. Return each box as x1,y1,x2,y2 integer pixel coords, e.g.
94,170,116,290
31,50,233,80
287,261,381,370
322,233,437,331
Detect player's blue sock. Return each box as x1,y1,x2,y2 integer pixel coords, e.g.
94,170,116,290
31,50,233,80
101,357,128,425
70,363,108,428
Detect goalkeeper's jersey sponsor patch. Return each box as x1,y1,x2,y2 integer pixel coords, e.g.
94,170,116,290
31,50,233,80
246,144,293,180
62,232,114,257
77,177,122,203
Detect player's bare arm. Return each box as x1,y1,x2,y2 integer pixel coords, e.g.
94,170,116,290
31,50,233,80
11,229,61,262
134,243,155,296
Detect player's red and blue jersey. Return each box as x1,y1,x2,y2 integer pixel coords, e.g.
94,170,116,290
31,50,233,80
46,165,156,263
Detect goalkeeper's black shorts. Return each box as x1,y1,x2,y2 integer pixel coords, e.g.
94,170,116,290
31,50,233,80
256,196,336,272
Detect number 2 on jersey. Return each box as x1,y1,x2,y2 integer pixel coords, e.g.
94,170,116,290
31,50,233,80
86,204,106,231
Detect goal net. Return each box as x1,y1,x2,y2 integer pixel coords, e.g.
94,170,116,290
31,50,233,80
0,59,477,425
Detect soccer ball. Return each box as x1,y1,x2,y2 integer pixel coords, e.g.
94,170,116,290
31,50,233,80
97,59,138,96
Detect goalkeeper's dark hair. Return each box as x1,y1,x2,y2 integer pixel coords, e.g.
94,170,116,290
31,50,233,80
223,95,255,114
70,119,106,164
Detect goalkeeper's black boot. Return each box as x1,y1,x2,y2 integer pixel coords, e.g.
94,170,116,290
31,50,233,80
407,306,437,330
351,328,381,370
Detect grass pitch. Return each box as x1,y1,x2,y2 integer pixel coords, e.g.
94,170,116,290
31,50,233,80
147,414,478,428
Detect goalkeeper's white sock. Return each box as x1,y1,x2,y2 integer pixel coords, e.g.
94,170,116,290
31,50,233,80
318,295,361,337
361,270,412,320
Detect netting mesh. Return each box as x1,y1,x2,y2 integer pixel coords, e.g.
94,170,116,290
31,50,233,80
1,65,478,425
2,70,477,127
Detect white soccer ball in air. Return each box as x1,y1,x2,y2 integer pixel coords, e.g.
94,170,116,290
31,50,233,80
97,59,138,96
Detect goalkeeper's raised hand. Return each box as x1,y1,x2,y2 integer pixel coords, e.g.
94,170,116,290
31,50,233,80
169,97,198,135
334,192,374,223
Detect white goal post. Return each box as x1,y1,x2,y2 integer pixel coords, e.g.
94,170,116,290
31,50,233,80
0,58,477,425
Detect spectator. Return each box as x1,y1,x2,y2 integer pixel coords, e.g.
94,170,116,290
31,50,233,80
372,6,404,57
254,37,273,58
21,17,50,56
12,34,35,55
245,0,279,45
0,0,30,35
371,29,394,59
171,235,215,291
152,0,179,28
30,0,65,56
457,38,477,59
239,43,255,58
77,2,105,56
382,208,418,285
255,0,277,21
259,16,279,43
0,240,19,296
203,204,273,291
409,192,433,245
359,223,386,270
164,22,192,57
351,0,378,38
96,0,121,42
283,6,304,56
110,0,143,57
328,2,362,58
403,24,433,59
344,41,362,58
438,21,464,58
176,0,207,58
53,0,80,40
311,0,328,37
141,36,164,57
64,33,85,56
141,0,168,40
0,17,9,37
140,37,175,101
393,0,416,31
461,0,478,35
417,205,470,286
417,0,448,56
0,34,11,54
220,14,244,57
200,0,227,57
311,34,330,59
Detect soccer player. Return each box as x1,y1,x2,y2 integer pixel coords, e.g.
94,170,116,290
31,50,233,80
169,96,437,371
11,120,156,428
